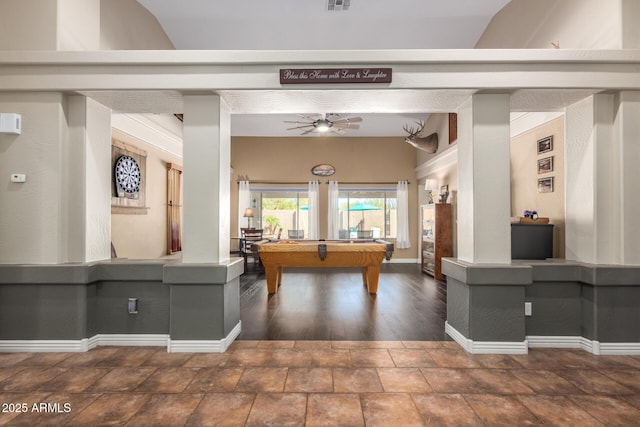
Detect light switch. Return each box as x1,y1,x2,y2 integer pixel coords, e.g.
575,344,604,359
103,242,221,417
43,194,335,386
525,302,532,316
10,174,26,183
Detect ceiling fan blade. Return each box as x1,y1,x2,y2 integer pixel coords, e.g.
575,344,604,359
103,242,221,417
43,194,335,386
286,125,314,130
298,114,320,121
333,123,360,130
284,120,312,124
332,117,363,124
301,128,315,135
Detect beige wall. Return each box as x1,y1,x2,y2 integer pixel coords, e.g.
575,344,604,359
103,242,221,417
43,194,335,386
510,117,565,258
0,0,58,50
231,136,418,259
58,0,100,50
416,113,459,256
0,93,68,263
477,0,620,49
110,128,181,259
100,0,175,50
0,0,174,51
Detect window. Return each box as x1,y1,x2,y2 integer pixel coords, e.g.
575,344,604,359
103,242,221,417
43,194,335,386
250,189,308,239
338,190,397,239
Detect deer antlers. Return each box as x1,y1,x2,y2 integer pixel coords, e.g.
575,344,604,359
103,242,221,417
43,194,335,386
402,120,438,153
403,120,425,137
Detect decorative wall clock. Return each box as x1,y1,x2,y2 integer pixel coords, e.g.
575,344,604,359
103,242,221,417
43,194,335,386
311,163,336,176
114,155,141,196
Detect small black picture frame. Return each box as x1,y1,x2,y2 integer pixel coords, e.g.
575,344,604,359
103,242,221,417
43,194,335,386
537,156,554,174
537,136,553,154
538,177,554,193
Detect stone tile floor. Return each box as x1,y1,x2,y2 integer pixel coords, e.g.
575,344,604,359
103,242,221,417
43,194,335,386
1,341,639,426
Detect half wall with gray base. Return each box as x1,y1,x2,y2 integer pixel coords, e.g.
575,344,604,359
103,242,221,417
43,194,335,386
443,258,640,355
0,258,244,353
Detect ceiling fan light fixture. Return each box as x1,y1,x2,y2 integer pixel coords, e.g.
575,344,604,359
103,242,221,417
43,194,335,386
284,113,362,135
315,119,331,132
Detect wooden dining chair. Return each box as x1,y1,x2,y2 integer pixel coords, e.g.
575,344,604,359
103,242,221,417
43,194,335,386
240,228,263,271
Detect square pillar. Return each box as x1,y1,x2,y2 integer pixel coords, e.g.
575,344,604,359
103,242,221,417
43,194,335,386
67,95,112,263
182,95,231,263
616,92,640,264
564,93,640,265
457,94,511,263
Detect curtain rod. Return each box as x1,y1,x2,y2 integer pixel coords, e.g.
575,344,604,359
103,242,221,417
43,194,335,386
326,181,409,185
237,180,319,185
236,180,409,185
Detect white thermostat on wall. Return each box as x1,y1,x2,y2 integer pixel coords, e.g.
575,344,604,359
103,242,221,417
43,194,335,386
0,113,22,134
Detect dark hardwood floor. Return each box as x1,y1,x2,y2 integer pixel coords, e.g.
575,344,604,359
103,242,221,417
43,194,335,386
238,263,448,341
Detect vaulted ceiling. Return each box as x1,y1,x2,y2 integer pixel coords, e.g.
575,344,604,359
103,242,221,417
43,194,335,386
134,0,513,137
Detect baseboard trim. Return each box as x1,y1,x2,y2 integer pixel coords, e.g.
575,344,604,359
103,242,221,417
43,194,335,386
0,333,175,353
0,339,91,353
386,258,419,264
526,335,589,350
598,342,640,355
93,334,170,348
445,322,528,354
167,321,242,353
527,335,640,355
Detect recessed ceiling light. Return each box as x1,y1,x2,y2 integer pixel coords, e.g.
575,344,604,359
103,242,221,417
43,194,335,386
327,0,350,11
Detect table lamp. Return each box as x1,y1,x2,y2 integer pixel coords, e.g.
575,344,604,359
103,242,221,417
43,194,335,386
243,207,254,228
424,179,439,204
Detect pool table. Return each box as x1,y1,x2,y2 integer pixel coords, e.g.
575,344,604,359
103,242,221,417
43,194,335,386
251,239,394,294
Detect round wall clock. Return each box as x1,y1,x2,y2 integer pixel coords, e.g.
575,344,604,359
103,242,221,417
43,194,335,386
114,155,141,194
311,163,335,176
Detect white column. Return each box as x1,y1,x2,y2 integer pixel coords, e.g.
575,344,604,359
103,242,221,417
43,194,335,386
617,92,640,264
565,92,640,265
621,0,640,48
565,94,618,264
182,95,231,263
66,95,112,262
457,94,511,263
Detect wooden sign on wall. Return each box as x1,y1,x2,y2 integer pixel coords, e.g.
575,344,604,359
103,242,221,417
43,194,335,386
280,68,392,84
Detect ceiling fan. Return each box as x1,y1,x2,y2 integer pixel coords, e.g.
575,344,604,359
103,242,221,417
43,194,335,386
284,113,363,135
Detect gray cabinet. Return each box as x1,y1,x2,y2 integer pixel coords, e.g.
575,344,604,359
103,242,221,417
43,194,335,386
511,223,553,259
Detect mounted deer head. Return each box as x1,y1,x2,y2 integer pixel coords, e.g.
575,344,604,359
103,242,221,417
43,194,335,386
403,121,438,153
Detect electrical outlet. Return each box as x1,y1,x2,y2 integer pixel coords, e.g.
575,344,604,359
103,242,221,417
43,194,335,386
128,298,138,314
525,302,532,316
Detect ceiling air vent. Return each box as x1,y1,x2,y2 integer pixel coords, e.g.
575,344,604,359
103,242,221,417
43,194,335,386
328,0,350,11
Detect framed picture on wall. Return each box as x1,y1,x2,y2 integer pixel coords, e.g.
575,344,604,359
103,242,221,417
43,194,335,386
537,136,553,154
448,113,457,144
537,156,554,174
538,177,554,193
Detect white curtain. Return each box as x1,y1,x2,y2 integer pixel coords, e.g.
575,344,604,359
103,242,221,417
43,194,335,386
327,180,340,239
308,180,320,239
238,180,251,234
396,180,411,249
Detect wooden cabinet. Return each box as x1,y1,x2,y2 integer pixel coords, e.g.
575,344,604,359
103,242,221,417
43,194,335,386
421,203,452,281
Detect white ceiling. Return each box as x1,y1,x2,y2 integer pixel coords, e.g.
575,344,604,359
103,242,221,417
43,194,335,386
136,0,512,51
131,1,513,137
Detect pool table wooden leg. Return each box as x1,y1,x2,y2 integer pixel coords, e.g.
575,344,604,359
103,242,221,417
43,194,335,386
265,266,279,294
361,267,368,287
366,265,380,294
277,267,283,287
